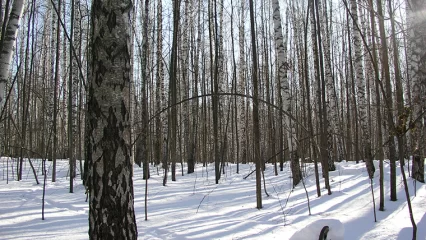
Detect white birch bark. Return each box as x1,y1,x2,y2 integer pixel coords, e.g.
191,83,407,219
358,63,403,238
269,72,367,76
238,0,247,163
181,0,190,169
87,0,137,237
155,0,163,167
0,0,25,110
73,0,81,150
272,0,292,150
407,0,426,182
320,1,339,165
351,0,373,177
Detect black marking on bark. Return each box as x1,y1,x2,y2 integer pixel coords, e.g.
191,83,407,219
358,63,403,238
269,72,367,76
95,60,107,86
107,12,116,32
121,100,127,120
99,26,105,38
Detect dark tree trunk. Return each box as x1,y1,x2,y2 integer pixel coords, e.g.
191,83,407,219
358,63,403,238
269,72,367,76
169,0,180,183
87,1,137,239
376,0,397,202
248,0,262,209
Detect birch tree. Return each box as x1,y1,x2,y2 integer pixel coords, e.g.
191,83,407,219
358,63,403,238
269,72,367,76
350,0,374,178
376,0,397,201
314,0,331,194
0,0,25,111
86,0,137,238
0,0,25,162
52,0,61,182
407,0,425,183
248,0,262,209
169,0,180,182
320,0,339,170
238,0,247,166
272,0,301,186
68,0,76,192
367,0,385,210
135,0,150,180
155,0,163,173
181,0,191,174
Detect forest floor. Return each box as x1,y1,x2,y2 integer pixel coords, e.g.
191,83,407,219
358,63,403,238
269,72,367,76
0,157,425,239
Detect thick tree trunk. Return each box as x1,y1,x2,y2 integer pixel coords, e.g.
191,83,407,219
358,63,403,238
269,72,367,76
0,0,25,178
87,1,137,239
407,0,426,184
0,0,25,108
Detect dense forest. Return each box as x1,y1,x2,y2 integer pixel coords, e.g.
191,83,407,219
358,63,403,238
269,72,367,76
0,0,424,239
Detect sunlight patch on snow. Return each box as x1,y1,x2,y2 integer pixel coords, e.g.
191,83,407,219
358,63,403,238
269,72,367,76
0,158,425,240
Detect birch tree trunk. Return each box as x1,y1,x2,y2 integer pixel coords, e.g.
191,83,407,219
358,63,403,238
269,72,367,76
87,0,137,238
169,0,180,182
367,0,384,210
181,0,191,174
70,0,81,182
238,0,247,165
248,0,262,209
407,0,425,183
68,0,75,192
350,0,375,178
320,0,339,168
377,0,397,201
389,1,418,238
210,0,221,184
188,0,200,174
52,0,61,182
0,0,25,110
0,0,25,161
272,0,300,186
136,0,150,180
155,0,163,170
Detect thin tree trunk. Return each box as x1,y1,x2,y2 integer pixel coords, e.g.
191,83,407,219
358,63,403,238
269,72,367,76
52,0,61,182
315,0,332,194
230,0,239,174
69,0,75,193
367,0,385,211
302,0,321,197
248,0,262,210
209,0,221,184
238,0,246,166
169,0,180,182
377,0,398,201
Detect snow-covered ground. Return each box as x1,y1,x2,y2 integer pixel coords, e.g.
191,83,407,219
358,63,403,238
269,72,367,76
0,157,425,240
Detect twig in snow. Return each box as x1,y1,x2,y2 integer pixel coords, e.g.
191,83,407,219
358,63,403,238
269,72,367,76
196,184,219,213
271,184,286,226
301,176,311,216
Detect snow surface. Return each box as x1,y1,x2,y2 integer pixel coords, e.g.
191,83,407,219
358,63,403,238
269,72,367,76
0,158,425,240
290,219,344,240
